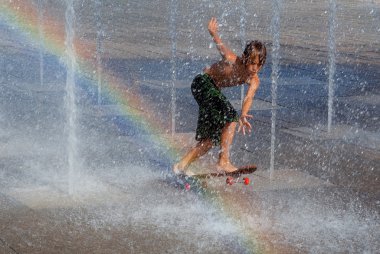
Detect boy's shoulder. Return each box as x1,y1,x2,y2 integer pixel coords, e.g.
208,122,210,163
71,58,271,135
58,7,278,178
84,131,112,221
248,74,260,84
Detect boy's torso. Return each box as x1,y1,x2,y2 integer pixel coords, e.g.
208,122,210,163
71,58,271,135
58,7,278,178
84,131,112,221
204,58,252,88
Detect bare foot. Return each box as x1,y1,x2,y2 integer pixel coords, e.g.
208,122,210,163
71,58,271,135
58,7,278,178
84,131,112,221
217,162,238,173
173,163,195,176
173,163,184,174
184,170,196,176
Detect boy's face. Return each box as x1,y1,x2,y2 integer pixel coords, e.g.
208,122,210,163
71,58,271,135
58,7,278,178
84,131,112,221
246,55,261,75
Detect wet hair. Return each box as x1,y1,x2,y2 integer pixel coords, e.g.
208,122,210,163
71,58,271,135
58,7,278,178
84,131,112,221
242,40,267,67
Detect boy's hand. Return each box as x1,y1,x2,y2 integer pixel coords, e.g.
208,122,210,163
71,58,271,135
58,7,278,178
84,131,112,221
238,114,253,135
208,17,219,36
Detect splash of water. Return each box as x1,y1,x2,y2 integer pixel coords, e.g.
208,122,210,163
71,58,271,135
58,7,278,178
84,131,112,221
36,0,44,87
270,0,281,180
218,1,229,28
169,0,178,135
239,0,247,107
188,9,195,62
95,0,103,105
64,0,78,195
327,0,337,133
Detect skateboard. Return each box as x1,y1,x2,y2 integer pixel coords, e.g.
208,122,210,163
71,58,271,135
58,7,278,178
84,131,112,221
173,164,257,191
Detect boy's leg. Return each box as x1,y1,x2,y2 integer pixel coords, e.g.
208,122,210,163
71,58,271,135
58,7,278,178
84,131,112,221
173,139,213,174
218,121,238,172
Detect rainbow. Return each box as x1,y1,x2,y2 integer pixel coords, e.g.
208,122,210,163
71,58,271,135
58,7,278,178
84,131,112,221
0,1,286,252
0,0,178,161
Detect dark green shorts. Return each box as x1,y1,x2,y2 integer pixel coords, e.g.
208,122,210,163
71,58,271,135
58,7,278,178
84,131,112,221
191,73,239,146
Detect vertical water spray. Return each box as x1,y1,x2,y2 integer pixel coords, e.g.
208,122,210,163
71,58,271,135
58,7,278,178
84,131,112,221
218,2,228,28
327,0,337,133
64,0,78,195
95,0,103,105
270,0,281,180
36,0,44,87
239,0,247,107
169,0,178,135
188,9,195,62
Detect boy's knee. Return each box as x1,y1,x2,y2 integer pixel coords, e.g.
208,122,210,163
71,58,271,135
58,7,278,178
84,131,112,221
199,139,213,148
226,121,237,129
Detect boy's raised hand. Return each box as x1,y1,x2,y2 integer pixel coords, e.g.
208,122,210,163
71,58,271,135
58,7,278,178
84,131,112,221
238,114,253,135
208,17,219,36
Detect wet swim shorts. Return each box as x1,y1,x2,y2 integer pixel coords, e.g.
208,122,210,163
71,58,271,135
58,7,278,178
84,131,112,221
191,73,239,146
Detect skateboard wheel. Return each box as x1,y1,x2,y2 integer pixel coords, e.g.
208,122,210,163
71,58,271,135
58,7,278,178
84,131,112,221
243,177,250,185
226,176,234,185
184,183,191,190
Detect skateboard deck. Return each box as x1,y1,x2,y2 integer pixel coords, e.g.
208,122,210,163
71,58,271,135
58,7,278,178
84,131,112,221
169,164,257,191
192,164,257,178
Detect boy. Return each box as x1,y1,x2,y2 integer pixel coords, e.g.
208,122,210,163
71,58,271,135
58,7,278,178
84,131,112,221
173,17,266,176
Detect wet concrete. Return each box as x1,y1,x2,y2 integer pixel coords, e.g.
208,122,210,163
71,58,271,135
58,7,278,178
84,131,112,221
0,0,379,253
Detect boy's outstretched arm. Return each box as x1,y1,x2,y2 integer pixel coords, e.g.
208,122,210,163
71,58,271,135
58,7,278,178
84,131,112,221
238,75,260,135
208,17,237,63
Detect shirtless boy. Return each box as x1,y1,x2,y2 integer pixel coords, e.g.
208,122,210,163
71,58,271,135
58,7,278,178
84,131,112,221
173,17,267,176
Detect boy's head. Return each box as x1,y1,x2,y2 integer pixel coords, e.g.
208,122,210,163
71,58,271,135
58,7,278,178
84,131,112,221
242,40,267,73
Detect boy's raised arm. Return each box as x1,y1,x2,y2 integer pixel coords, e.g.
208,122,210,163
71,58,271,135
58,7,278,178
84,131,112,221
208,17,237,63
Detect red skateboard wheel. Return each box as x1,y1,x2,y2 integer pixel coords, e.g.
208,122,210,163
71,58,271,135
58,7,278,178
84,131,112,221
243,177,250,185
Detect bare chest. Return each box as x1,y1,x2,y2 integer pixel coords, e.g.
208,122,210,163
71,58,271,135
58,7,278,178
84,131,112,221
206,63,250,88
